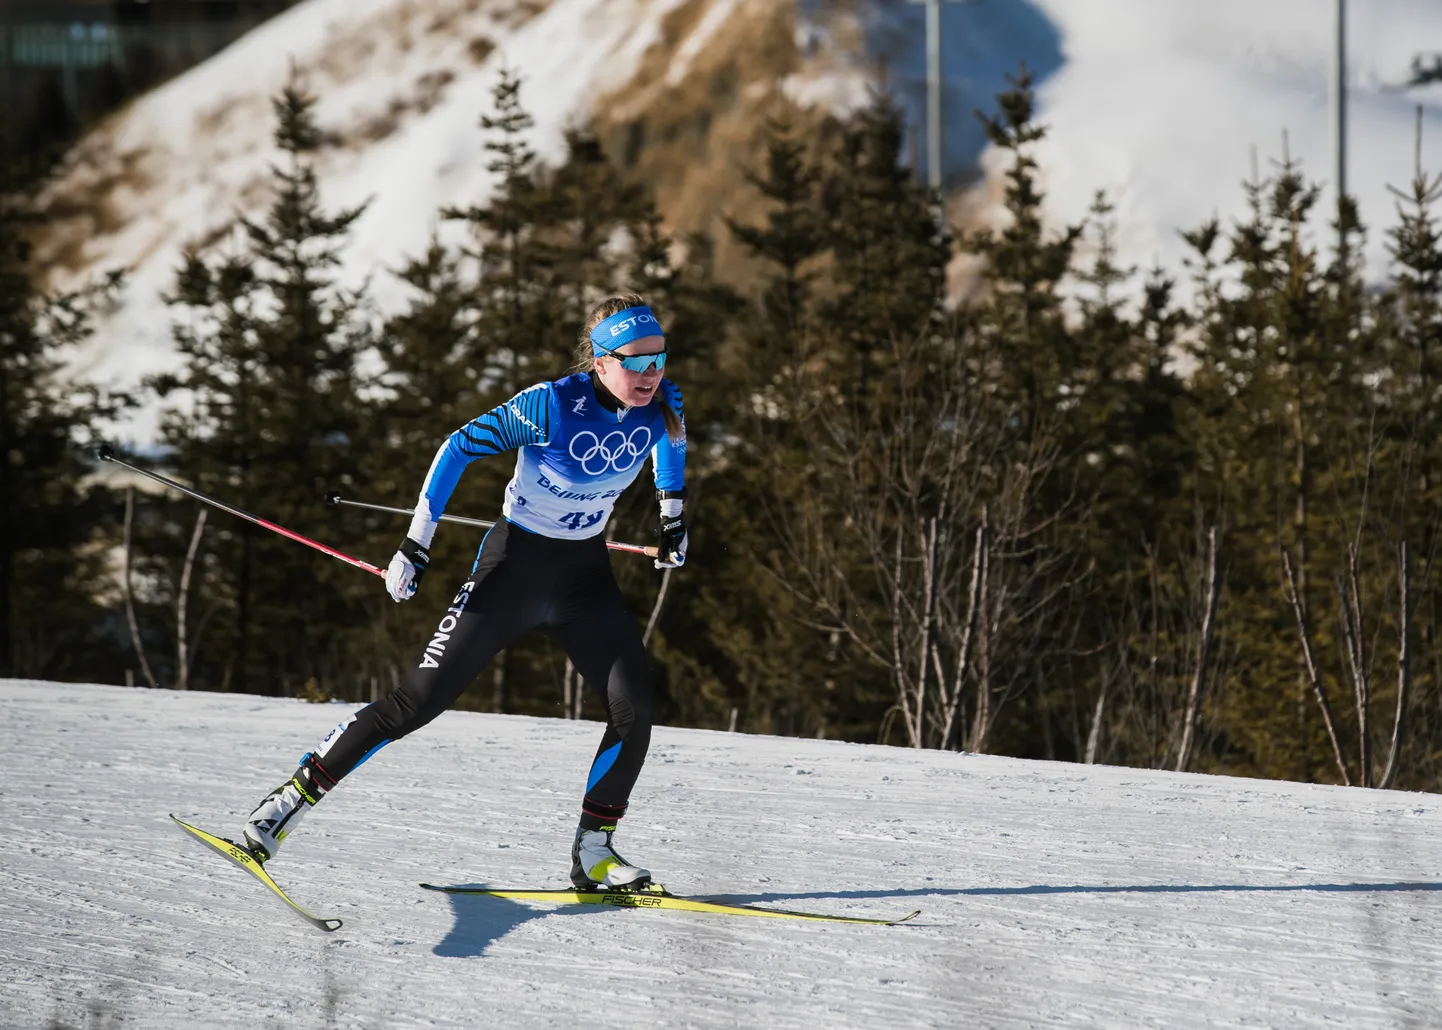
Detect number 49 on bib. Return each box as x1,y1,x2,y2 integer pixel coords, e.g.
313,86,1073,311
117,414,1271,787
559,510,605,531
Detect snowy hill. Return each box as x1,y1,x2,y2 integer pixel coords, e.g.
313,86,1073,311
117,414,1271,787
38,0,1442,446
39,0,711,441
995,0,1442,287
3,680,1440,1028
40,0,858,445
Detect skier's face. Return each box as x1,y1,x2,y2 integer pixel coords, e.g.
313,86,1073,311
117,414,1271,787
595,337,666,407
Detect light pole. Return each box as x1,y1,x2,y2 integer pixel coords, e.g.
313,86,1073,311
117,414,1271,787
1333,0,1347,248
907,0,968,194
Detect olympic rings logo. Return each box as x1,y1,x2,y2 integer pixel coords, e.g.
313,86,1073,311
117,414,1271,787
568,427,654,475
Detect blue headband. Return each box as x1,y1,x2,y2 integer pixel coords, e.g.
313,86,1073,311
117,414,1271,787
590,305,664,355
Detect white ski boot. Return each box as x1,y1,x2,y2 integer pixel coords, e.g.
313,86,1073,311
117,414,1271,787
570,825,651,890
242,756,332,861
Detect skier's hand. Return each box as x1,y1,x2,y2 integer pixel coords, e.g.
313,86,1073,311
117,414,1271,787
654,514,687,570
385,537,431,601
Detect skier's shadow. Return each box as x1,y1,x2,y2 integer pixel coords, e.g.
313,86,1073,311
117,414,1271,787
430,889,605,958
430,879,1442,955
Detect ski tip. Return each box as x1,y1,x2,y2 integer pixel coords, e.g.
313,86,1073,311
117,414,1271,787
320,918,344,932
893,910,922,924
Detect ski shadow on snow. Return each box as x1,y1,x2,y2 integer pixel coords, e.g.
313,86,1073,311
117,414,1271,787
430,889,606,958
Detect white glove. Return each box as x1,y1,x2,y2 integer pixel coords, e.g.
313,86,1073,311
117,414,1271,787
385,538,430,602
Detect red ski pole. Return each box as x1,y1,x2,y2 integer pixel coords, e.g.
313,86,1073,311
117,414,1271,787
324,492,660,558
97,446,385,578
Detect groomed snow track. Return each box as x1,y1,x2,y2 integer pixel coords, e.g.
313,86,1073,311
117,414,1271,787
3,680,1440,1028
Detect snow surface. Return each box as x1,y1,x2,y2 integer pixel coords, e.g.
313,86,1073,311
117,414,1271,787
3,679,1440,1029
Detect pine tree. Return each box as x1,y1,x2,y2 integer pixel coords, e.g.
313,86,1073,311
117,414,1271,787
815,93,949,388
543,128,651,324
962,66,1082,424
724,115,824,340
945,69,1094,758
153,72,374,697
1367,117,1442,786
1174,143,1403,782
443,67,559,400
1065,192,1197,767
0,113,126,679
373,238,481,486
695,113,864,738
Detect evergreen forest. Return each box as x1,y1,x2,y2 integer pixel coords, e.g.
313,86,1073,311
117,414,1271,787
7,66,1442,792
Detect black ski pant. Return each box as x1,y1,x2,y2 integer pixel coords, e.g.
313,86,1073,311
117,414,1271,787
307,519,653,829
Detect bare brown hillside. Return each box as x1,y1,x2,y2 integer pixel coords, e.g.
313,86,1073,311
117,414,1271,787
592,0,875,291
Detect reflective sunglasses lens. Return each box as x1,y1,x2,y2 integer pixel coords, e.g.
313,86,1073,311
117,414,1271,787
620,351,666,372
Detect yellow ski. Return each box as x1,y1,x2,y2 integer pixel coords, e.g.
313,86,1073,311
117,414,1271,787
171,815,343,932
419,883,919,925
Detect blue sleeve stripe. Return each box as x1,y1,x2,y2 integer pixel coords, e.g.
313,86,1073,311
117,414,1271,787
419,383,554,517
453,384,552,457
460,415,510,455
456,422,498,457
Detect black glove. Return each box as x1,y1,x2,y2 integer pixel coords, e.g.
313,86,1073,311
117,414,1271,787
655,514,687,569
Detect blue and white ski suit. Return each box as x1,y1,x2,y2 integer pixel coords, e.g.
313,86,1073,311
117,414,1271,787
406,372,685,549
307,372,686,830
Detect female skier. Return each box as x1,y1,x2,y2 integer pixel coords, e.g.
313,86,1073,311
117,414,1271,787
239,294,687,891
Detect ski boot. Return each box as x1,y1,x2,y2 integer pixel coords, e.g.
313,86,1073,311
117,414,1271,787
241,754,335,861
570,825,651,890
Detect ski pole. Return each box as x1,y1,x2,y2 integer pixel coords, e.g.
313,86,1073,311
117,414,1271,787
324,492,659,558
97,446,386,578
